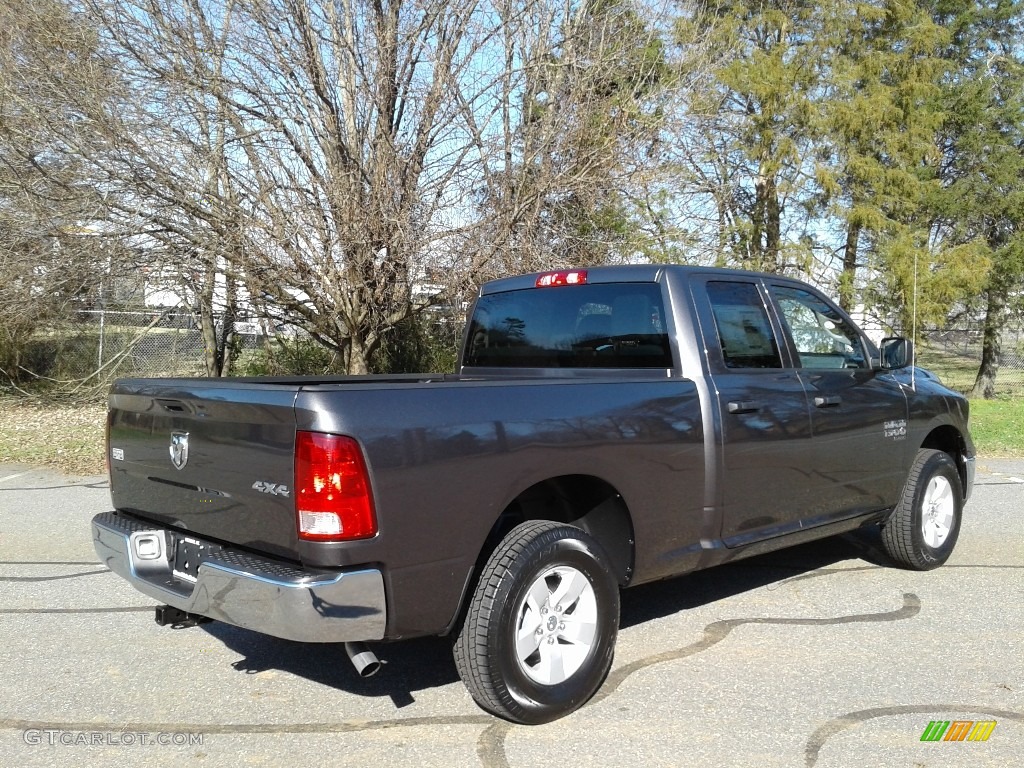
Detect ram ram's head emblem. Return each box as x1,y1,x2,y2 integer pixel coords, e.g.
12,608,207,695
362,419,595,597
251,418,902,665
169,432,190,470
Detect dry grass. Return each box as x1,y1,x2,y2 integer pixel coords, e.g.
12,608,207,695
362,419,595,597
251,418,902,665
0,399,107,476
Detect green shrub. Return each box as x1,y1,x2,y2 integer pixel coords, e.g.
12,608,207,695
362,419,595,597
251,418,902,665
371,314,461,374
239,337,343,376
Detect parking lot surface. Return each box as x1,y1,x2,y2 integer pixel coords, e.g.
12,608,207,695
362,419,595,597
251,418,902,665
1,459,1021,767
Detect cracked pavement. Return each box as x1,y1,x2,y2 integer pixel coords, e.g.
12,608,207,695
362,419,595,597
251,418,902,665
1,459,1021,767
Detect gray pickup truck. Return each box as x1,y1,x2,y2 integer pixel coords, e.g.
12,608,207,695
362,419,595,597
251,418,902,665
93,265,974,724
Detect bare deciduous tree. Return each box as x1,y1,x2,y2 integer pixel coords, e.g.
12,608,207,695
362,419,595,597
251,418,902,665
467,0,673,277
83,0,479,374
0,0,124,381
77,0,677,374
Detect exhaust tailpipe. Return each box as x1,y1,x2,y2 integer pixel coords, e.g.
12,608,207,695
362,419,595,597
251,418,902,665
345,642,381,677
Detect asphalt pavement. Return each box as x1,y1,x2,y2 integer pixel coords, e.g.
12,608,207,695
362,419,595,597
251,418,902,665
1,459,1021,767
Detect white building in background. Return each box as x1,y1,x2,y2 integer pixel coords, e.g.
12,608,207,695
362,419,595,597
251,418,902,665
140,264,289,336
141,262,449,338
142,266,194,310
848,304,888,347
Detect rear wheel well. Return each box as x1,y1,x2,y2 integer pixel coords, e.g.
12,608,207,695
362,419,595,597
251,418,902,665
921,426,970,498
479,475,634,588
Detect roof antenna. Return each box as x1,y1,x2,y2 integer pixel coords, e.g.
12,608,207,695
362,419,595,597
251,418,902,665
911,250,917,390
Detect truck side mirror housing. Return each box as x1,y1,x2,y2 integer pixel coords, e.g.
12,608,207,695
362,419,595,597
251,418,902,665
878,337,913,370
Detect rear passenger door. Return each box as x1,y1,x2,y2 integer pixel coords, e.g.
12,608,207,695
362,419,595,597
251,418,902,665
696,277,817,546
767,283,910,519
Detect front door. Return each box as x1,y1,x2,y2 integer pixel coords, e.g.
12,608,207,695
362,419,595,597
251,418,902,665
767,283,910,522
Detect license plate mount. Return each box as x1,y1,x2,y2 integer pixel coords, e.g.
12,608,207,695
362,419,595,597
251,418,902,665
171,536,207,583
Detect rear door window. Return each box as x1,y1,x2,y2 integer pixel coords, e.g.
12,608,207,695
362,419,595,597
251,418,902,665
705,281,783,369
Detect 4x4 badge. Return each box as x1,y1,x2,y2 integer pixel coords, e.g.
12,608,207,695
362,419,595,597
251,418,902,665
169,432,190,470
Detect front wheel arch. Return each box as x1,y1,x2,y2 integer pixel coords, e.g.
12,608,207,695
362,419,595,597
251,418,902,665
920,425,971,498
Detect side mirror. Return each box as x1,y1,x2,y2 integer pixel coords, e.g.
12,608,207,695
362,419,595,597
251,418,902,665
878,337,913,370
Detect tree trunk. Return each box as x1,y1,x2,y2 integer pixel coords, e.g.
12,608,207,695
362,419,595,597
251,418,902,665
765,176,781,272
215,275,237,377
347,334,372,375
971,285,1006,399
751,169,781,272
751,171,765,269
199,261,219,377
839,220,861,312
198,261,238,378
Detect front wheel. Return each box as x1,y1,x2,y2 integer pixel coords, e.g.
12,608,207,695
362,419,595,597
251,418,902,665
881,449,963,570
453,520,619,724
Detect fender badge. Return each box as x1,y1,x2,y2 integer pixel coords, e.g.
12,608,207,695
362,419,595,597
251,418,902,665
169,432,190,470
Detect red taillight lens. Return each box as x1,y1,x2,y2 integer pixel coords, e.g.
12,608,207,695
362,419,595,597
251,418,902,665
105,412,112,479
535,270,588,287
295,432,377,541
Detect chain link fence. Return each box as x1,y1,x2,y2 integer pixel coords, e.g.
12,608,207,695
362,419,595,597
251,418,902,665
83,310,210,378
919,322,1024,396
71,311,307,378
11,311,212,395
8,309,1024,398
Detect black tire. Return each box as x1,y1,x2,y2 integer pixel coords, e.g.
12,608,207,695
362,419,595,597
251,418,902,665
881,448,963,570
453,520,619,724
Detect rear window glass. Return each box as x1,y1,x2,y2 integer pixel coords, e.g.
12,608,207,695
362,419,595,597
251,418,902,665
464,283,672,369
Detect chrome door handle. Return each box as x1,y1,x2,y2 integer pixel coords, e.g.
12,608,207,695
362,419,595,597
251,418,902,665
727,401,761,414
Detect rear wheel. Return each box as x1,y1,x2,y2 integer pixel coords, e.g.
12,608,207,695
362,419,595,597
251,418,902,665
881,449,963,570
453,520,619,724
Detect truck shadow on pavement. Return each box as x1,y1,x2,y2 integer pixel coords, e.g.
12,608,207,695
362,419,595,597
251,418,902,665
205,529,889,709
620,529,888,629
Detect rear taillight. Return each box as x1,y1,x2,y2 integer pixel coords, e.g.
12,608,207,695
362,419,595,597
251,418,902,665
295,431,377,541
105,411,112,479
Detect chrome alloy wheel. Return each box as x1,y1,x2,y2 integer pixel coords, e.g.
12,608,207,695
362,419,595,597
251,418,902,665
921,475,955,549
513,565,598,685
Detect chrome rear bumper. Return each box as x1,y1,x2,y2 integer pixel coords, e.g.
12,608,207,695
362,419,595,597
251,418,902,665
92,512,386,643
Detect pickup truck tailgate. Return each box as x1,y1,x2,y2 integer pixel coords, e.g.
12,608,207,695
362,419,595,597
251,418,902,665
108,379,301,560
